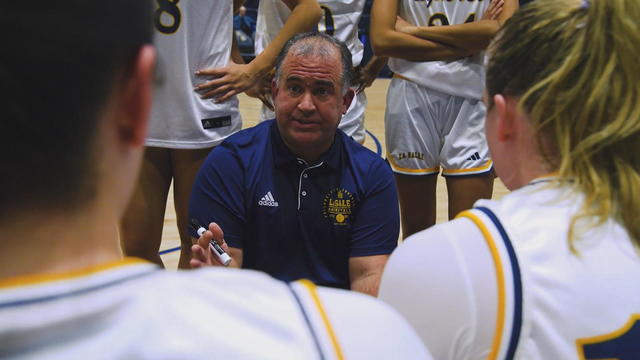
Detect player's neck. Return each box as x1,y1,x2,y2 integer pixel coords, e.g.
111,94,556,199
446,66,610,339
0,207,122,280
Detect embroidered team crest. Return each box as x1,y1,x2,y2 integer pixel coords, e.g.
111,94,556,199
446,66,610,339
322,188,356,226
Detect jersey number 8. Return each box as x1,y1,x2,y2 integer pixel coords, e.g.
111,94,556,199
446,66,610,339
154,0,182,34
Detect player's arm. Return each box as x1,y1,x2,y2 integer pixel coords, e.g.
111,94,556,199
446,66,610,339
349,255,389,296
378,216,499,358
196,0,322,102
370,0,473,61
229,0,248,65
396,0,518,52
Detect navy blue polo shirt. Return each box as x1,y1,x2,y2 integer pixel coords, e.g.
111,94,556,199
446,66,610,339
189,120,399,289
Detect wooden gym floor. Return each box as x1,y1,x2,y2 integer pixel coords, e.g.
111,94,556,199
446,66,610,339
159,79,510,269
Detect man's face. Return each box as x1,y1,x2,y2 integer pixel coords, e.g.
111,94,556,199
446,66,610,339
272,46,353,159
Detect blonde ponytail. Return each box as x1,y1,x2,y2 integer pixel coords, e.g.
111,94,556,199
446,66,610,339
486,0,640,248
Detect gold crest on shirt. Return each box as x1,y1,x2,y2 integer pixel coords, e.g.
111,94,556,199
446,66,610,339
322,188,355,226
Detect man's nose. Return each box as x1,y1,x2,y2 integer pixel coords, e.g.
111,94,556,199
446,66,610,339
297,91,316,114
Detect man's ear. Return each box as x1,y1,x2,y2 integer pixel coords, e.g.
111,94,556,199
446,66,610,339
341,88,355,114
493,93,517,142
271,78,279,103
117,45,156,146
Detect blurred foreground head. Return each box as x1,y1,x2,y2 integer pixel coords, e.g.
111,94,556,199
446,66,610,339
0,1,154,222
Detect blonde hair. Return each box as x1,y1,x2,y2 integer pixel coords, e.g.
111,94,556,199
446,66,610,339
486,0,640,249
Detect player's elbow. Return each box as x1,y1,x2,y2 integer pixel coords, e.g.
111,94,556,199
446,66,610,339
370,31,396,57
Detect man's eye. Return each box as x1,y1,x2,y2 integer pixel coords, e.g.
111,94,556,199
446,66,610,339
315,88,330,97
288,85,303,94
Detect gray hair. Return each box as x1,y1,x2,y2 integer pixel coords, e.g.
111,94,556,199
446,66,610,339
274,32,353,94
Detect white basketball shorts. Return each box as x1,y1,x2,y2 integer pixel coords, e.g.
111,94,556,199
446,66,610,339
384,76,492,177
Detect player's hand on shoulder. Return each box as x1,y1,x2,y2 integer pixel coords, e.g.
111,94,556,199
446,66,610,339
482,0,504,21
194,62,258,103
355,57,388,94
244,70,275,110
190,222,230,268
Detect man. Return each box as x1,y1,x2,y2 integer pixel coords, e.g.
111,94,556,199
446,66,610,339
190,33,399,296
234,5,256,36
252,0,389,143
0,2,430,358
119,0,321,268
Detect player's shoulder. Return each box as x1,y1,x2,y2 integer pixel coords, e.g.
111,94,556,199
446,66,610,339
293,281,433,359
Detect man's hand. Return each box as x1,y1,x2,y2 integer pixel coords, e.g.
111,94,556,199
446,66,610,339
194,63,259,103
482,0,504,21
190,222,231,268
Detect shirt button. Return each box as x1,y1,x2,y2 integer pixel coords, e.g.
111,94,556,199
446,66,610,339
303,174,308,179
301,191,307,196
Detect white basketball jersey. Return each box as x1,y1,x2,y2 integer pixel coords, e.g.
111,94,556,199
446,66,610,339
380,180,640,359
147,0,242,149
472,182,640,359
0,259,431,359
388,0,489,99
255,0,365,67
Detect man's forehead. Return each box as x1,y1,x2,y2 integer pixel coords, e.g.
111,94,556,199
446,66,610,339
280,52,342,85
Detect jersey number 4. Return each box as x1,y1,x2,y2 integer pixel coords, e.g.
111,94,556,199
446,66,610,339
154,0,182,34
427,12,476,26
576,315,640,360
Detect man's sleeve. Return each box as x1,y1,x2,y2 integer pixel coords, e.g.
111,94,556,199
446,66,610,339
378,218,499,359
349,159,400,257
188,144,247,248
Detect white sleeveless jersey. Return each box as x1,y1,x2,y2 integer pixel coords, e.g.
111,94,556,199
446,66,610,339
0,259,431,359
147,0,242,149
388,0,489,99
255,0,365,67
380,180,640,359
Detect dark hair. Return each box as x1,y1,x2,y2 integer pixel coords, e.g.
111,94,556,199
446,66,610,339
274,32,354,92
0,1,153,219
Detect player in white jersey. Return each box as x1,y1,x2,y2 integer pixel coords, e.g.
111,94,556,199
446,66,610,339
0,262,430,359
0,3,431,358
253,0,388,143
371,0,518,238
120,0,322,268
379,0,640,358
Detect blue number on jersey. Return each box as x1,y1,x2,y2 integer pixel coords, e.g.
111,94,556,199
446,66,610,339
578,315,640,360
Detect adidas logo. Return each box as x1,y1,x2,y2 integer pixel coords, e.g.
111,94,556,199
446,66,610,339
258,191,279,207
467,152,481,161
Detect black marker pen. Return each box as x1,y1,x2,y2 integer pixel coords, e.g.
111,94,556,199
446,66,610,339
190,219,232,267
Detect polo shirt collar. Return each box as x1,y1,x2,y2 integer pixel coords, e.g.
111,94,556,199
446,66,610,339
270,120,342,170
